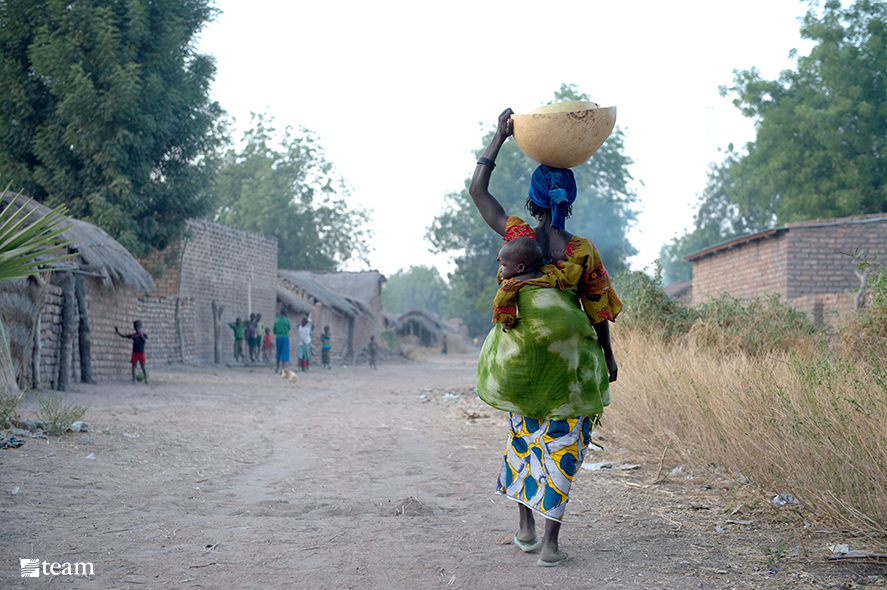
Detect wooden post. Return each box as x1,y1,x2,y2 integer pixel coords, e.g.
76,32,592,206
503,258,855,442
175,297,185,364
212,300,223,364
31,314,41,390
75,274,91,383
57,271,75,391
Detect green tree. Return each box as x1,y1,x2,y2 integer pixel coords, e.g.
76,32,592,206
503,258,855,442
215,114,372,271
427,84,638,336
0,0,224,256
659,146,765,283
381,265,448,315
720,0,887,224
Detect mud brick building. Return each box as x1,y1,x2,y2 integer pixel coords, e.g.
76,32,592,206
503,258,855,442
139,219,278,364
0,194,155,390
685,213,887,328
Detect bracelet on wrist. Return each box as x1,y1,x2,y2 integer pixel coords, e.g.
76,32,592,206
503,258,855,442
477,157,496,170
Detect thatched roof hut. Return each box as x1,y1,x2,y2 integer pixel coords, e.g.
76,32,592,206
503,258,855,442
277,270,386,362
275,283,314,315
278,270,363,318
398,308,454,347
1,192,155,390
1,192,154,292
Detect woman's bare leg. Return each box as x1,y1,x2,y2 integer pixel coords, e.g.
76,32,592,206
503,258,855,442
540,518,563,562
517,504,536,542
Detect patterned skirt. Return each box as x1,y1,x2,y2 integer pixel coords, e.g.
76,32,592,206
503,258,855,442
497,413,593,522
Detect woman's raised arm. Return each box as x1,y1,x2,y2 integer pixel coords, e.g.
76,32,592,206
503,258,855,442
468,108,514,237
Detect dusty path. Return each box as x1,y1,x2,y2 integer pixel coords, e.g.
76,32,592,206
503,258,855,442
1,354,883,589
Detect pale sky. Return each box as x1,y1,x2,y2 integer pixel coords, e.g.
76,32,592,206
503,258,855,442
197,0,815,278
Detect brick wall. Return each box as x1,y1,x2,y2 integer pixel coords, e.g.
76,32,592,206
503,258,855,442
690,214,887,326
31,276,142,388
691,236,788,305
137,295,197,365
784,215,887,297
139,219,278,364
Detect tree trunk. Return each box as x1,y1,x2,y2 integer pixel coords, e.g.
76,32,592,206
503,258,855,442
0,317,18,397
212,300,223,364
175,297,186,364
57,271,76,391
31,314,41,390
75,274,91,383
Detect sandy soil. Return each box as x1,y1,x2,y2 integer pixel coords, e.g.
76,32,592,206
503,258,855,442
1,353,885,589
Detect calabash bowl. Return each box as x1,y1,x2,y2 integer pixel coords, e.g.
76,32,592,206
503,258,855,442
511,101,617,169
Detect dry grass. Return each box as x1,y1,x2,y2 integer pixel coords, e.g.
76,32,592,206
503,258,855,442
607,325,887,536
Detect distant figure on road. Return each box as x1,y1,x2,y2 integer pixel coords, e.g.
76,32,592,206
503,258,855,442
228,317,246,363
321,325,332,370
262,327,273,365
298,316,313,372
115,321,149,384
367,335,377,370
246,313,259,362
274,310,291,372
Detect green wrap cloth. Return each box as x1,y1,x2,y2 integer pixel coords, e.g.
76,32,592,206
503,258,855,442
477,285,610,420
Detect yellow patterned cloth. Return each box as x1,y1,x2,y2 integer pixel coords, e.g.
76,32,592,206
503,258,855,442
503,216,622,325
492,261,582,330
497,413,594,522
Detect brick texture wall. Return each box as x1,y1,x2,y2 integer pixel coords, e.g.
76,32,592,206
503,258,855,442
690,214,887,326
784,215,887,297
31,276,142,388
139,219,278,364
691,236,788,305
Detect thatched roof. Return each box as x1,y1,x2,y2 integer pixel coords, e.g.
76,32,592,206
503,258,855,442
278,270,363,318
382,311,403,330
1,191,154,292
276,283,314,315
309,271,386,306
398,308,453,336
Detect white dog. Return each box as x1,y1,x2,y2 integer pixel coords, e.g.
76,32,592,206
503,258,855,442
281,368,298,384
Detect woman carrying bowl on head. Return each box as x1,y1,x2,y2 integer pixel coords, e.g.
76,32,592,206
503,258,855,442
469,107,622,567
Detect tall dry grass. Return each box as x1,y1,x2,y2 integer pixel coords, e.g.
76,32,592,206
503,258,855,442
606,266,887,535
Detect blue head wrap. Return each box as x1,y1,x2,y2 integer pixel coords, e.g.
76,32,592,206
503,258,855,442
528,165,577,232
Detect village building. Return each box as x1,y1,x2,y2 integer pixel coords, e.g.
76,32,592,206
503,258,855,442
138,218,278,364
398,308,454,348
276,270,385,363
0,194,155,390
684,213,887,328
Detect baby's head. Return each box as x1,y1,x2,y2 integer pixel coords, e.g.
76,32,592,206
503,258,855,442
498,237,543,280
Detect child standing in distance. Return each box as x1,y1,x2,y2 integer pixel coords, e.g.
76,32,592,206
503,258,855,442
297,316,312,371
321,325,332,370
256,314,265,358
274,310,291,372
228,317,246,363
115,321,149,384
246,313,258,362
262,327,273,365
368,335,377,370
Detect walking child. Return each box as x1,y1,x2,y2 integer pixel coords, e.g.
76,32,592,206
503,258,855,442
228,317,246,363
115,321,149,384
262,327,273,365
321,325,332,370
297,316,312,371
367,335,377,370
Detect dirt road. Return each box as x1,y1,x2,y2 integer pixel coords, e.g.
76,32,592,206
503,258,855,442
1,354,883,589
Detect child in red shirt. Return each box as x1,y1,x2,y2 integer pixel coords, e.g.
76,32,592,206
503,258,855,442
115,321,148,384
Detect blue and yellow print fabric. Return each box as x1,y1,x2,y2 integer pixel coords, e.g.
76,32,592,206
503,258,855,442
497,413,592,522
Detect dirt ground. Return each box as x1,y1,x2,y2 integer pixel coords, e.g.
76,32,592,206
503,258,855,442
1,352,885,589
